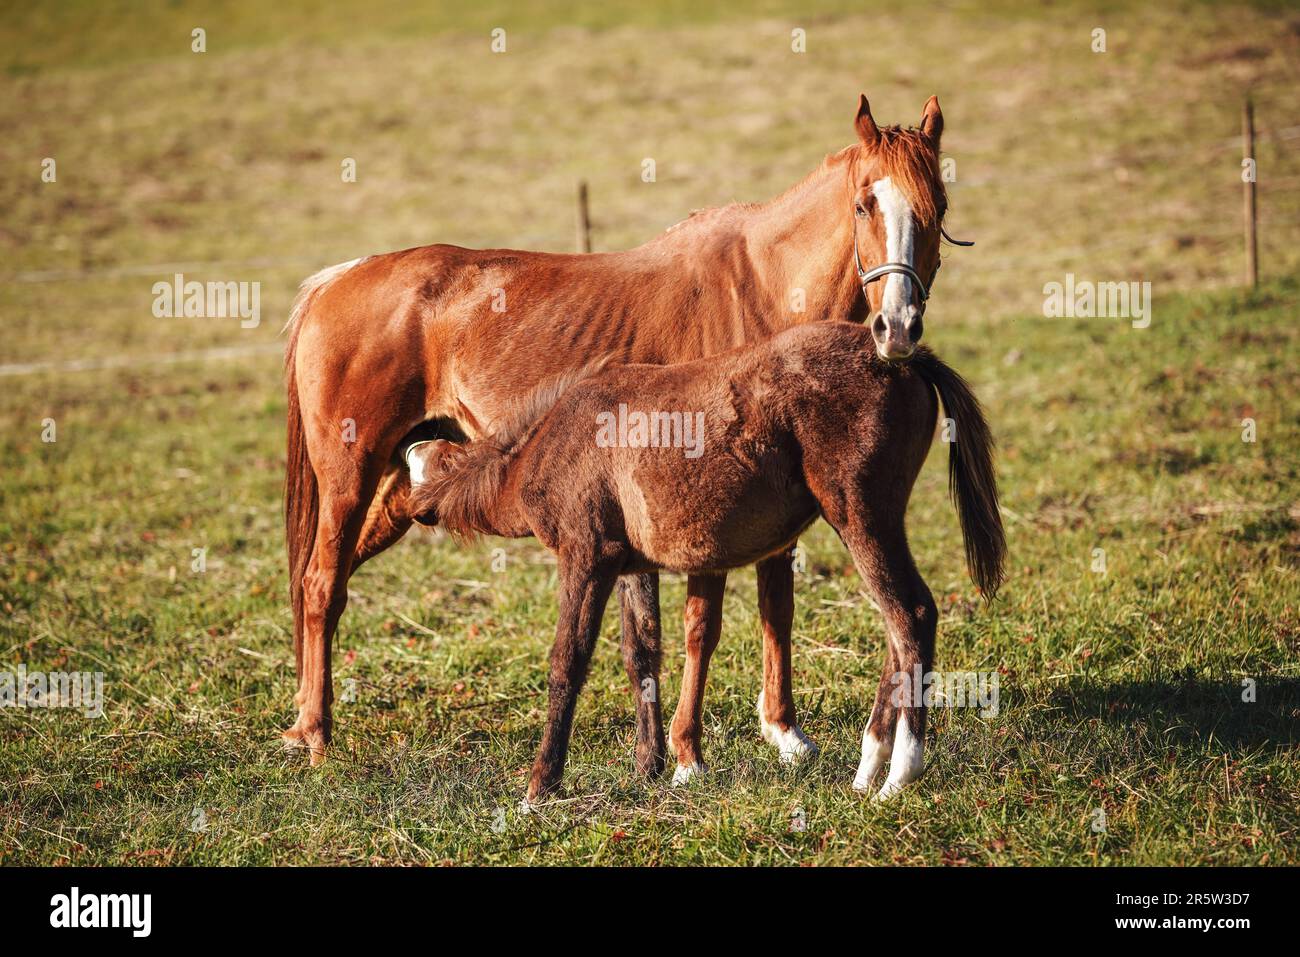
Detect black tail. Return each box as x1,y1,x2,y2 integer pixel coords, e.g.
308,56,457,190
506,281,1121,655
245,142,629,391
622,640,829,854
912,349,1006,599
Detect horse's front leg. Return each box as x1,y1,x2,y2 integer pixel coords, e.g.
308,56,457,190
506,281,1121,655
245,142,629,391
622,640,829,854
618,573,666,780
527,554,620,803
755,548,818,763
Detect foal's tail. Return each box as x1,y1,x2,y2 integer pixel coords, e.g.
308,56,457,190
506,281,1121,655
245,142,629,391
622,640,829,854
911,349,1006,599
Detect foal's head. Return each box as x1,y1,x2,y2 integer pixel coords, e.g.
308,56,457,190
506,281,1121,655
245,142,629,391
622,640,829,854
848,94,948,361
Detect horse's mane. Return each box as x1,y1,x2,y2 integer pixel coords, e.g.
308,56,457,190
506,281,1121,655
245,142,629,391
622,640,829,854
487,358,610,453
661,128,944,237
867,125,946,225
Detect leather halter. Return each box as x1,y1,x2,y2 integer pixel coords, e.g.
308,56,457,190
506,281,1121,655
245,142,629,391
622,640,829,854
853,208,928,304
852,208,974,305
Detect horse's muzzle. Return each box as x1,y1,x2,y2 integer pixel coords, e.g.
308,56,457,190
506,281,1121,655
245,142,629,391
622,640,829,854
871,311,922,361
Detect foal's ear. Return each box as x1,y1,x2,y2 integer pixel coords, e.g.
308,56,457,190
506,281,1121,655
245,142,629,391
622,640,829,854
920,95,943,145
854,94,880,148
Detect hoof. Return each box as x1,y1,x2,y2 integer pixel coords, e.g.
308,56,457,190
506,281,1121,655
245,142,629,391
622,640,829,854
852,769,881,792
670,762,707,787
282,719,329,765
756,692,819,764
872,779,906,803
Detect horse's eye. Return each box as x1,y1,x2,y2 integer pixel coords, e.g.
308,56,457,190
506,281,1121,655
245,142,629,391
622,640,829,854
854,203,867,218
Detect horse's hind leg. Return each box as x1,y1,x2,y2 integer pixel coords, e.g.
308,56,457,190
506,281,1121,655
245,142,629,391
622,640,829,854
837,519,936,800
285,453,383,764
854,644,901,791
617,573,666,780
668,573,725,783
755,550,818,763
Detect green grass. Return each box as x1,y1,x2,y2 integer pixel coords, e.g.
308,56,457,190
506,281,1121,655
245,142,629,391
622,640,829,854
2,278,1297,866
1,0,1298,865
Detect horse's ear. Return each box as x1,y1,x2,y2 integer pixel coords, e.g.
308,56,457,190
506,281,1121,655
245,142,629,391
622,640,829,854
920,95,943,145
854,94,880,148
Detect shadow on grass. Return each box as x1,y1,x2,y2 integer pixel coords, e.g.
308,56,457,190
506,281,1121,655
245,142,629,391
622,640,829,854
1045,670,1300,754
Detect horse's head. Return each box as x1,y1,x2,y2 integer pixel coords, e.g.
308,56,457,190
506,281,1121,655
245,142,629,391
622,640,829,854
848,94,949,361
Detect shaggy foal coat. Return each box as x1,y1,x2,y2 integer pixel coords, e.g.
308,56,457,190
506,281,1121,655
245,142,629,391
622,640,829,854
411,321,1004,801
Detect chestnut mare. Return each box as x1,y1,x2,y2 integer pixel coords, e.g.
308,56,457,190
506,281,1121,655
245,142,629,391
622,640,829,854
409,322,1005,802
283,94,957,777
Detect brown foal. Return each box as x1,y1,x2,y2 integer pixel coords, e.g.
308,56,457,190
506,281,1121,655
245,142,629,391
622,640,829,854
411,321,1005,802
283,94,955,776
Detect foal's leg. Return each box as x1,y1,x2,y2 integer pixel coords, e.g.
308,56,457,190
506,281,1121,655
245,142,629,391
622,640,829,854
839,520,937,800
854,643,901,791
755,549,818,763
617,574,666,779
668,573,725,783
528,556,621,803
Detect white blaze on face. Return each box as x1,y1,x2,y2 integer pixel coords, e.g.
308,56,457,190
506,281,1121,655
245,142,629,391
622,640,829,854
870,176,918,335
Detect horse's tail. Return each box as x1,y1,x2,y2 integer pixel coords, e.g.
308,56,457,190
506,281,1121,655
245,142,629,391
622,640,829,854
407,362,607,540
284,324,316,679
911,349,1006,599
282,259,363,677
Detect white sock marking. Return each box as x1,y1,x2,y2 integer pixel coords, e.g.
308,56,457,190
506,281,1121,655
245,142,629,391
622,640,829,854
671,762,707,786
874,716,924,802
756,691,819,763
853,707,890,791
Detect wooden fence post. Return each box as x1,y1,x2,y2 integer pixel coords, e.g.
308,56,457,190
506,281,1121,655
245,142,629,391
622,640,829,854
576,180,592,253
1243,99,1257,289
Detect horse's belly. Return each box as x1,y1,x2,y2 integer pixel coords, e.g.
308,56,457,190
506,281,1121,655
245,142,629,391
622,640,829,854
625,455,818,574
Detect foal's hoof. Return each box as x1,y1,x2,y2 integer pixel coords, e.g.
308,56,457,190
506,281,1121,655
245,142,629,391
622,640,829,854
526,772,563,806
871,779,907,803
756,692,819,764
852,769,881,793
670,762,708,787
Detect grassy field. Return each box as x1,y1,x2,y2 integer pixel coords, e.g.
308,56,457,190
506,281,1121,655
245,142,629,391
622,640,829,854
1,1,1298,865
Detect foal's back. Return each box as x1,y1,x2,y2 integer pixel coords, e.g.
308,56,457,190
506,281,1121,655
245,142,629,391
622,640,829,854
513,322,938,573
